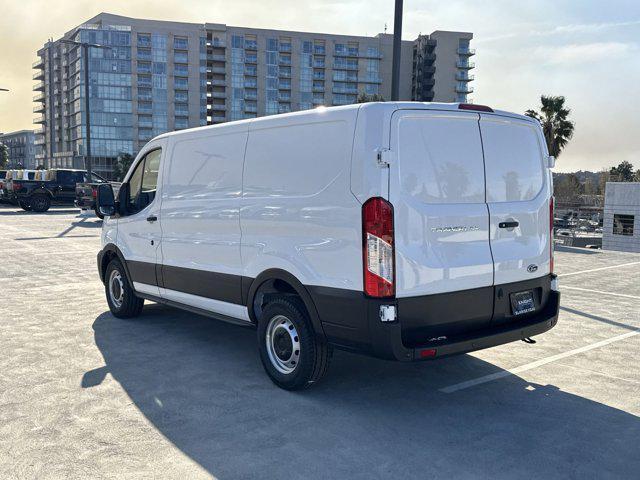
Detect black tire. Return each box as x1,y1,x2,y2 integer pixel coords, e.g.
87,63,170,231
94,207,104,220
104,258,144,319
30,194,51,213
18,201,32,211
257,296,332,390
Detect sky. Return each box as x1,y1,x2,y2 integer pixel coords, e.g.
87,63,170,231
0,0,638,172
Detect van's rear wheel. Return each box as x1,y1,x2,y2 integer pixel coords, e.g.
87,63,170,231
18,200,32,211
94,207,104,220
105,258,144,318
258,296,332,390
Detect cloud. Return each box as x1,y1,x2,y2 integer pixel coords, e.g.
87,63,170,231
478,19,640,43
533,41,638,65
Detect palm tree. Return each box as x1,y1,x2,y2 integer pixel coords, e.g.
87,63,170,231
525,95,575,158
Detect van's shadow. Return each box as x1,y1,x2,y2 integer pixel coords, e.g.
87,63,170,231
88,305,639,479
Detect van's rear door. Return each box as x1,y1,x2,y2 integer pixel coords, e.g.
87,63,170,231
389,109,494,298
479,114,551,286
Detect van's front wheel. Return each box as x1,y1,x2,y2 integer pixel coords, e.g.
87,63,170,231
105,258,144,318
258,297,332,390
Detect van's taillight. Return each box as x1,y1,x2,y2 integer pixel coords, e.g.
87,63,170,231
550,197,554,274
12,182,21,191
362,197,395,298
92,187,97,198
458,103,494,113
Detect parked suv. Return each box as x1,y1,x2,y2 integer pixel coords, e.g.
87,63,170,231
8,168,107,212
96,102,560,390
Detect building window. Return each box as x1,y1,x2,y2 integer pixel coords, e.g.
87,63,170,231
613,214,635,236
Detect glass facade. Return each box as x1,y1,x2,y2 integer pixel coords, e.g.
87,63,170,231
230,34,245,121
299,40,313,110
265,38,278,115
74,27,134,159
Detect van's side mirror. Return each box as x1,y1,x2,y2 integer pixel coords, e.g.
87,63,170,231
547,155,556,169
96,184,116,217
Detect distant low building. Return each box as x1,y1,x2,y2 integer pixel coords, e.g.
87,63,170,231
602,182,640,253
0,130,36,169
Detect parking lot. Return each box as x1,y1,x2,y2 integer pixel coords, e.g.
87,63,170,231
0,205,638,479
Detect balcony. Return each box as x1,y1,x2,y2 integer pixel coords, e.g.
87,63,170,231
32,58,44,69
332,62,358,71
33,93,44,102
456,73,474,82
278,57,292,66
32,70,45,80
312,86,324,93
206,39,226,48
210,79,226,86
210,92,226,99
278,93,291,102
34,136,46,145
313,72,325,80
359,51,383,59
208,54,226,62
278,83,291,91
211,115,226,123
456,61,475,69
245,104,257,113
33,114,46,124
359,76,382,84
279,44,292,53
333,88,358,95
456,85,474,94
334,48,360,57
33,104,45,113
244,91,257,100
422,53,436,61
314,46,326,55
244,67,257,76
244,41,258,50
313,97,324,105
279,70,291,78
210,104,226,112
457,47,476,56
245,55,258,64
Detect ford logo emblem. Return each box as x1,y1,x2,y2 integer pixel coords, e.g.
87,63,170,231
527,264,538,273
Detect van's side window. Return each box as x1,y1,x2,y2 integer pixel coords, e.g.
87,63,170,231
128,148,161,214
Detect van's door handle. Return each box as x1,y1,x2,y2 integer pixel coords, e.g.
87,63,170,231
499,221,519,229
146,215,158,222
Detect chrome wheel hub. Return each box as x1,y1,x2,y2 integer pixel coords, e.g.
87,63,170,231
266,315,300,374
108,269,124,309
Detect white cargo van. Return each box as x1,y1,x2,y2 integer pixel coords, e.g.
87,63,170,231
96,102,560,390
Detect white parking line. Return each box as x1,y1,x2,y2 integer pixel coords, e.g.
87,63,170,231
440,329,640,393
561,286,640,300
558,261,640,277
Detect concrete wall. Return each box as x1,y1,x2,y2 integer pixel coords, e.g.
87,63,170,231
602,182,640,253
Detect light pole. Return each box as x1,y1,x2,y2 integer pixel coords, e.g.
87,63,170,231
391,0,403,101
59,39,109,177
0,88,8,91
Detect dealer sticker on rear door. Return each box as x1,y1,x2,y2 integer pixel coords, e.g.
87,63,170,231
510,290,536,316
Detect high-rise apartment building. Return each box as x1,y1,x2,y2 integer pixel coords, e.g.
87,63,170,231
33,13,474,178
0,130,36,169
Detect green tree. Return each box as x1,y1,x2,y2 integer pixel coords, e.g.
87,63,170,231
525,95,575,159
609,161,635,182
113,153,134,181
356,92,385,103
554,173,582,201
0,142,8,169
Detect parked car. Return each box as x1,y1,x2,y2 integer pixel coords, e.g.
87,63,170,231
1,170,40,206
0,170,6,203
76,180,121,219
96,102,560,390
7,168,107,212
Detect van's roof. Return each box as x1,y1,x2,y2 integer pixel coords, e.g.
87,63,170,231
153,102,535,141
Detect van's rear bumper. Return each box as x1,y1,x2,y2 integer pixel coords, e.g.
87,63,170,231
312,275,560,362
371,289,559,361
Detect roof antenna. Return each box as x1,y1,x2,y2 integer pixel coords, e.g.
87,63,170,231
384,23,388,34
